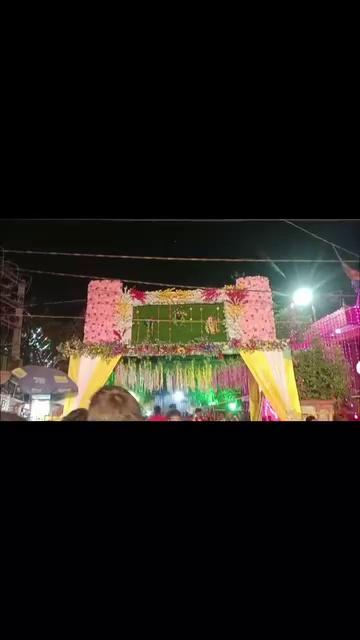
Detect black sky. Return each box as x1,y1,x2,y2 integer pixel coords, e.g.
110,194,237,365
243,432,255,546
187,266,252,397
1,219,359,318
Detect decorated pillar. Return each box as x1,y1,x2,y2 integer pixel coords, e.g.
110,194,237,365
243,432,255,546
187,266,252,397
84,280,125,344
235,276,276,341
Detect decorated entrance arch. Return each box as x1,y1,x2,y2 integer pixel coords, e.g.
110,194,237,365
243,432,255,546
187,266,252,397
60,276,301,420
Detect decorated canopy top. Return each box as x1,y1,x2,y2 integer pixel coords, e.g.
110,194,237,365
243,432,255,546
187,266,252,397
56,276,288,359
59,277,303,421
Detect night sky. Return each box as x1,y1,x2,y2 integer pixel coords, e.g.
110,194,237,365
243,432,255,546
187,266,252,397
1,219,359,319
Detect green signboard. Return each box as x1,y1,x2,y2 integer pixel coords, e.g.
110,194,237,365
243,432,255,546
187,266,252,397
131,303,227,345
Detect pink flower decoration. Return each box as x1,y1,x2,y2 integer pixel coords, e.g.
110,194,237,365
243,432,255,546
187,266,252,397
226,288,248,305
201,288,220,302
130,289,148,303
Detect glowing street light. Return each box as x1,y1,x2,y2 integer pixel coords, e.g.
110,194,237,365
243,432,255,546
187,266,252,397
292,287,313,307
292,287,316,321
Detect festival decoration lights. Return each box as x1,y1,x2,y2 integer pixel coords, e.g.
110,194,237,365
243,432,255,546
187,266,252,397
293,299,360,396
187,388,243,411
23,327,54,367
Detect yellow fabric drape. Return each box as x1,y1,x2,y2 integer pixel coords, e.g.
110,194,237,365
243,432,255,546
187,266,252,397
240,349,301,421
77,356,121,410
63,355,121,417
62,355,81,417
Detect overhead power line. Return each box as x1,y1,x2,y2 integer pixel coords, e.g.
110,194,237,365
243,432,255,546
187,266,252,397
62,218,360,222
15,266,360,292
26,299,86,307
18,269,201,288
3,218,359,223
4,249,359,263
15,269,283,294
21,291,356,311
2,314,85,320
281,219,360,258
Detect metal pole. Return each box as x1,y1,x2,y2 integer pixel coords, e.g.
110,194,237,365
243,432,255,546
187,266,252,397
11,279,26,364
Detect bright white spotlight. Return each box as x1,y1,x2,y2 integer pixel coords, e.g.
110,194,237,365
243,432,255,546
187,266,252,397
292,287,313,307
356,361,360,375
173,391,184,403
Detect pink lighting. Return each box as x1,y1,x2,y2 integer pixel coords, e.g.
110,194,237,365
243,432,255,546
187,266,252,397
346,305,360,326
263,398,279,421
291,297,360,396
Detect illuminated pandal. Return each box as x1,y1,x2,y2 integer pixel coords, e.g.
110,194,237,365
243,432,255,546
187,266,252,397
291,296,360,417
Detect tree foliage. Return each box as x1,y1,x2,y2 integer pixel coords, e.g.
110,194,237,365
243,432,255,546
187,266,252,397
293,341,350,402
274,302,312,340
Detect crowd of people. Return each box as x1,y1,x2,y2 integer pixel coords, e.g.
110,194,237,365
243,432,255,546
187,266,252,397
0,385,246,422
61,388,245,422
1,384,353,422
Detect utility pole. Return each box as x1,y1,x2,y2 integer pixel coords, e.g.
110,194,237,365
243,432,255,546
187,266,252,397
11,278,26,364
0,261,29,369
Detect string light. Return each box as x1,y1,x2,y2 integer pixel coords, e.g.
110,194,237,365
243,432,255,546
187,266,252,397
22,327,54,367
295,298,360,395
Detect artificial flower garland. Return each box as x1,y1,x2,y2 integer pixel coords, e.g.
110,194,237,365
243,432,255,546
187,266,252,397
58,337,289,361
127,286,248,306
113,356,248,393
